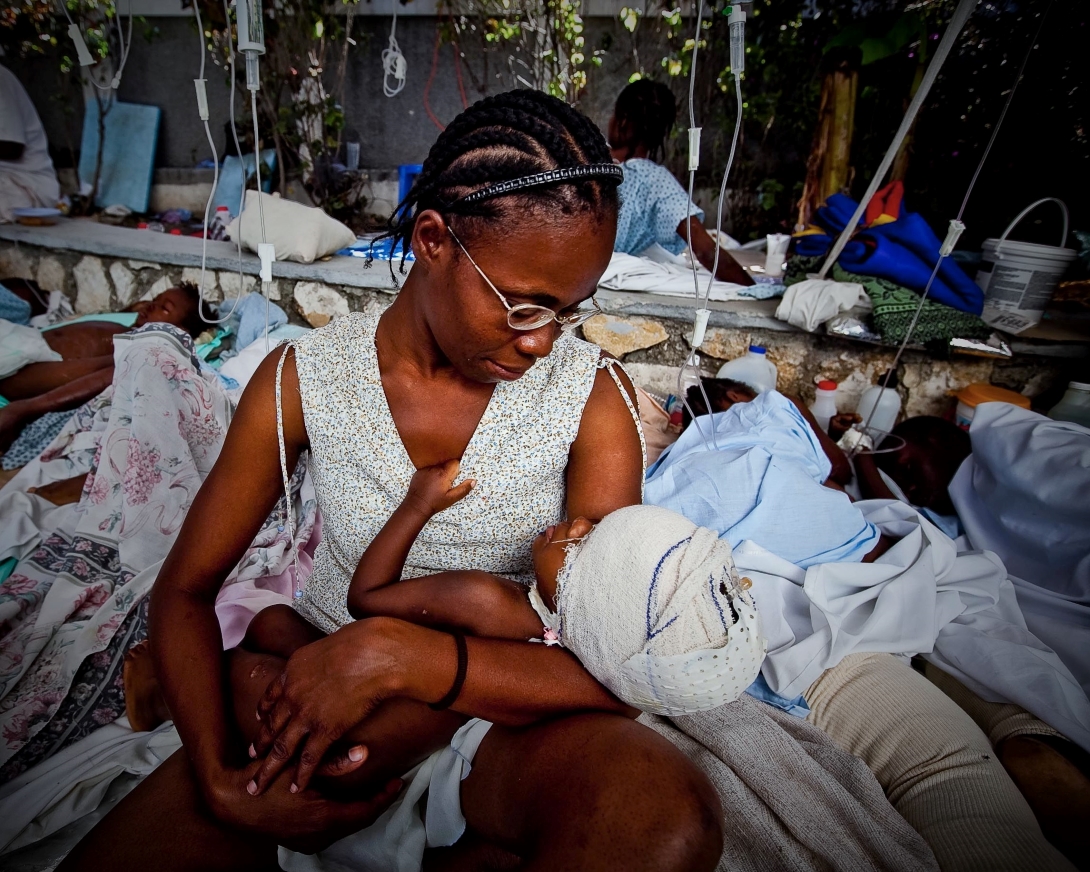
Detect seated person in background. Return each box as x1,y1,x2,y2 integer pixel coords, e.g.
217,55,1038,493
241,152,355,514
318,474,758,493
0,283,214,452
609,79,754,287
0,64,60,222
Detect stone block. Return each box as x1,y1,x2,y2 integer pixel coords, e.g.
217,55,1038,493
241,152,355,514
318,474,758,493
0,245,35,279
293,281,349,327
73,256,111,313
182,267,219,302
109,262,136,305
217,270,257,302
143,275,176,301
582,314,668,358
36,256,67,294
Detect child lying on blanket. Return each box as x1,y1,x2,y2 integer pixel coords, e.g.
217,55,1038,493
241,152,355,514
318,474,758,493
0,282,215,453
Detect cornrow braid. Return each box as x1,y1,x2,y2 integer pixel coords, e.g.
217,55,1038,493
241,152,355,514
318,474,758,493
372,89,619,275
613,79,677,163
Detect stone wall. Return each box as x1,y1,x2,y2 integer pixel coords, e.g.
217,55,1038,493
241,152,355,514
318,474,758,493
0,243,394,330
2,240,1077,418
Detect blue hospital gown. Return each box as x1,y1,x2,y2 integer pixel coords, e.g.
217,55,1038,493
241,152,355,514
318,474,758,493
645,391,880,568
615,158,703,256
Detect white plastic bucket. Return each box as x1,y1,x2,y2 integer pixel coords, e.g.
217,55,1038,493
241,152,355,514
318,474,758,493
978,198,1077,334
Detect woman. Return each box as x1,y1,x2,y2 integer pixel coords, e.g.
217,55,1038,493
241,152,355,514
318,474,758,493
609,78,754,287
60,91,722,872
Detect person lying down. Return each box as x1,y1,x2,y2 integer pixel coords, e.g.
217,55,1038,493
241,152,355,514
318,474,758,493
0,282,215,454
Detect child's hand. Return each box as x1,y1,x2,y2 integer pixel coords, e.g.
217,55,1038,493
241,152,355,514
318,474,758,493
405,460,475,517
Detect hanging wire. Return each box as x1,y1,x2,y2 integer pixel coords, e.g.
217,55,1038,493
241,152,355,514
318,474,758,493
855,0,1055,449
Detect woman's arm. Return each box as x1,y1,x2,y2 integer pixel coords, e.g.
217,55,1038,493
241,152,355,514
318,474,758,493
679,216,756,287
786,394,854,486
149,349,393,833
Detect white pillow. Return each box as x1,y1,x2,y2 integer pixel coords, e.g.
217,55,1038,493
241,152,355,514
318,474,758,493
226,191,355,264
0,320,63,380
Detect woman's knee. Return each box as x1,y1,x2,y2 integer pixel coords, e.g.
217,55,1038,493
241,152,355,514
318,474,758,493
467,714,722,872
241,603,302,652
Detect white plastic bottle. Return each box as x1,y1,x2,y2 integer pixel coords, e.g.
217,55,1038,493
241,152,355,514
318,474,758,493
809,379,839,433
1048,381,1090,428
856,370,902,436
716,345,778,394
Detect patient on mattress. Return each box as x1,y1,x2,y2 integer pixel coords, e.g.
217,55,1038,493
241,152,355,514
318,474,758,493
0,283,215,454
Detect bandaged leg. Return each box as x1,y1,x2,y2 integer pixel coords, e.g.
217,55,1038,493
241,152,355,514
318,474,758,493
807,652,1073,872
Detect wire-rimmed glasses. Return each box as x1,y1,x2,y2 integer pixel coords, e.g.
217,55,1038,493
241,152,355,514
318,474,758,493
447,226,602,332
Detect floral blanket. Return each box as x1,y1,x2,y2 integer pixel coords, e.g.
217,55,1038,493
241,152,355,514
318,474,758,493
0,325,314,781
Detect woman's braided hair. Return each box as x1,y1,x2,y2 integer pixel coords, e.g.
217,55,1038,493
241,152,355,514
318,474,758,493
613,79,677,162
376,89,619,273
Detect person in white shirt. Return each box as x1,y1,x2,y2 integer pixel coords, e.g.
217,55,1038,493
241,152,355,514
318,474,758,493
0,63,61,221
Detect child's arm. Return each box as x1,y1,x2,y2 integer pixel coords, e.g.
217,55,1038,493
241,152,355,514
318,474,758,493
352,570,546,640
679,216,756,286
347,460,473,619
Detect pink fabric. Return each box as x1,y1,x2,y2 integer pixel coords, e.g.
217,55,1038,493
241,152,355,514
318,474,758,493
215,511,323,649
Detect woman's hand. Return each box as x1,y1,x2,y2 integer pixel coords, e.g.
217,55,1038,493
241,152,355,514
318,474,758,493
206,759,402,853
249,618,408,795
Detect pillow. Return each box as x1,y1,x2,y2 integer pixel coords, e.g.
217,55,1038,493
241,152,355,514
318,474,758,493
0,320,63,380
226,191,356,264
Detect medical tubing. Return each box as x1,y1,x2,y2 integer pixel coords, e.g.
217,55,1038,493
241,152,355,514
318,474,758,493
705,73,743,306
856,3,1050,445
383,3,407,98
192,0,231,327
817,0,978,280
249,88,273,351
85,0,133,92
675,0,718,453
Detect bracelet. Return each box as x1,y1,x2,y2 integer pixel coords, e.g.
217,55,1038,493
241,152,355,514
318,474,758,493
429,632,468,711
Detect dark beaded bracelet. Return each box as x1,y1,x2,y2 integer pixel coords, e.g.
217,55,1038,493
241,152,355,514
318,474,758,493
429,632,468,711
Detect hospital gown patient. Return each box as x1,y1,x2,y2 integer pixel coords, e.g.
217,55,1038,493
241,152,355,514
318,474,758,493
0,65,60,222
609,79,754,287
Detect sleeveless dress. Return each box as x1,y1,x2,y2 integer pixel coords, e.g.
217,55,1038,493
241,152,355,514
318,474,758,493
273,312,643,870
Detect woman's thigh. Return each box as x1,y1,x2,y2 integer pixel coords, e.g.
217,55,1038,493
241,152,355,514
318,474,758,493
56,749,280,872
806,652,1072,872
457,712,723,872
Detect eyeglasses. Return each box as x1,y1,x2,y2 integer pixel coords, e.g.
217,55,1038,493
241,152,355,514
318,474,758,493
447,226,602,332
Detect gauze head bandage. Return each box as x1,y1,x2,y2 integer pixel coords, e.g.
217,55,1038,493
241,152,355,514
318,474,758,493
551,505,765,716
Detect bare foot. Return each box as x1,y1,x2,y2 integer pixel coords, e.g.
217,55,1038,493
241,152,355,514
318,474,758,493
123,640,172,732
28,473,90,506
1000,735,1090,866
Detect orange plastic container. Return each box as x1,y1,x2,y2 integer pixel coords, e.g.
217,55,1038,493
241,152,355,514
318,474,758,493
953,383,1031,430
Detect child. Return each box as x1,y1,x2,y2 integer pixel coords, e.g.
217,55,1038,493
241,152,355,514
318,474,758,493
609,79,754,287
347,459,764,716
0,283,215,450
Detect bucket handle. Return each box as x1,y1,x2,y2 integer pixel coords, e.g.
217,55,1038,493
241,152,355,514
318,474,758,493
994,198,1069,259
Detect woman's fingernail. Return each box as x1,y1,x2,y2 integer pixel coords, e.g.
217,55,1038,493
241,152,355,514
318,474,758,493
386,778,403,793
348,745,365,762
290,783,299,794
247,780,258,796
248,744,256,758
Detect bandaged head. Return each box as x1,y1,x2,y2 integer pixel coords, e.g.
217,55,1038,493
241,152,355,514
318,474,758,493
553,505,765,716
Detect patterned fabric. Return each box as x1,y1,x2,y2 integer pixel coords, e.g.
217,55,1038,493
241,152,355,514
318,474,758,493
786,257,991,345
1,410,74,470
615,158,703,257
289,313,604,633
0,325,231,774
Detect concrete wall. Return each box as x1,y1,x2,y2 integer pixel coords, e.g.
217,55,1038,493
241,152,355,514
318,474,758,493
12,14,646,172
2,236,1078,419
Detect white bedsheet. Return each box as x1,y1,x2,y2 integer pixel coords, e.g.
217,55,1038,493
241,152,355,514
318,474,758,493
741,499,1090,752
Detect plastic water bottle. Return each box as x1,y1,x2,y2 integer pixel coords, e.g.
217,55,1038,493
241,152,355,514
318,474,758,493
809,380,839,433
716,345,778,394
1048,381,1090,428
856,370,902,437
